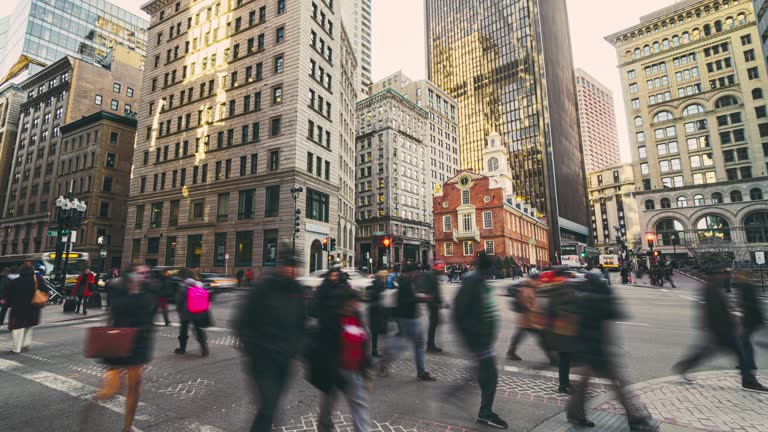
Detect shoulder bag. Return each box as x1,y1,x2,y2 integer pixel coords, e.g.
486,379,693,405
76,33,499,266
85,326,139,359
31,276,49,308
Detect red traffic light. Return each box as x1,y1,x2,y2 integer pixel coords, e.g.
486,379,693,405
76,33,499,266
382,237,391,247
322,237,328,245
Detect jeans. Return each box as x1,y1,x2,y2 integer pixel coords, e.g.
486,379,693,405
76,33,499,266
559,352,572,389
427,304,440,348
248,358,290,432
477,353,498,415
318,369,370,432
95,365,144,432
75,296,88,314
11,327,33,353
385,318,426,374
178,320,207,352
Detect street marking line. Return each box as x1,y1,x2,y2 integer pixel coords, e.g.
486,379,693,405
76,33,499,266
615,321,650,326
502,365,612,385
154,322,231,333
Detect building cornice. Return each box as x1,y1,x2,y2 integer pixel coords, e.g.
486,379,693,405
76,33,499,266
60,111,138,134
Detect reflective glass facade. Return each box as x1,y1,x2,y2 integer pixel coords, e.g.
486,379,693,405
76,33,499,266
0,0,147,81
425,0,590,254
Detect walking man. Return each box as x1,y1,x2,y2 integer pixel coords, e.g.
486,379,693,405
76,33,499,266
174,268,210,357
454,252,507,429
237,249,306,432
423,267,443,353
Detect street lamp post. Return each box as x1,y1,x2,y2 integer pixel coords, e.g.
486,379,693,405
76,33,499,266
54,194,87,287
290,187,303,253
671,233,678,267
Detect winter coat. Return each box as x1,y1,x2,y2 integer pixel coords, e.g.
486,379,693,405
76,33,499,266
307,307,370,393
395,274,420,319
517,285,542,330
311,278,351,321
365,278,388,334
453,271,498,354
701,276,737,344
103,279,155,366
236,271,306,364
175,279,210,322
0,274,17,301
574,273,625,369
736,279,765,331
6,274,46,330
421,271,442,308
71,272,96,297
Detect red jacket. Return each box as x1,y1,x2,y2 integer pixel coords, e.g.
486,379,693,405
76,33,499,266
71,273,96,297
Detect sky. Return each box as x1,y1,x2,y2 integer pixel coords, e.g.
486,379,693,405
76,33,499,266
5,0,677,161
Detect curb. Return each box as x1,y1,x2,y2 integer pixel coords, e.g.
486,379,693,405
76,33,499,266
675,270,706,284
530,370,739,432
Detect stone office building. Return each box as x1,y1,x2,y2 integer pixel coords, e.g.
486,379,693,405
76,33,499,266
124,0,357,275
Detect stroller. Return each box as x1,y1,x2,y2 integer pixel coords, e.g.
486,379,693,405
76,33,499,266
43,278,67,304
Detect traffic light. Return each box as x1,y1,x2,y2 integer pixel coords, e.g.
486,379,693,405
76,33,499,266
653,250,661,258
294,209,301,234
382,237,391,248
646,233,655,250
322,237,328,251
580,252,587,259
330,237,337,251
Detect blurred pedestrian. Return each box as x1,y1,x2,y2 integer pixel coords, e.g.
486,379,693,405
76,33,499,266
423,267,443,353
236,249,306,432
379,263,436,381
236,269,245,288
735,271,765,382
308,288,371,432
506,280,551,363
174,268,210,356
366,271,388,357
91,264,155,432
453,252,507,429
664,262,676,288
567,272,655,430
245,268,254,285
154,269,175,326
312,266,351,321
71,267,96,315
6,263,48,353
674,269,768,392
0,267,16,330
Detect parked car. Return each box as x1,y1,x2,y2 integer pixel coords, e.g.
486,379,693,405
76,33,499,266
200,273,238,295
297,268,373,293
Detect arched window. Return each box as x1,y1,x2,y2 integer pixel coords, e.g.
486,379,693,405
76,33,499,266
677,196,688,207
693,194,705,206
730,190,743,202
750,188,763,200
653,42,660,53
714,20,723,32
752,88,763,100
634,48,642,59
725,17,734,29
737,13,746,25
672,35,680,46
655,218,684,246
692,28,700,40
662,39,670,50
487,157,499,172
703,24,712,36
643,45,651,56
634,116,643,127
697,215,731,241
645,200,656,210
661,198,671,208
744,211,768,243
653,111,674,122
711,192,723,204
715,95,739,108
682,32,690,42
683,104,705,116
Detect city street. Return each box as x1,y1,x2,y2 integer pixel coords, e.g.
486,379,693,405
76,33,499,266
1,272,766,432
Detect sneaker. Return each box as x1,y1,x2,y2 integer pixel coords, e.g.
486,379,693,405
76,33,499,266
628,419,658,431
174,348,186,355
476,412,508,429
558,385,573,395
426,346,443,353
506,352,522,361
567,417,595,427
742,381,768,393
417,371,437,381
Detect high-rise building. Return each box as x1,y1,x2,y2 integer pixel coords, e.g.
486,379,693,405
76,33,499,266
575,68,621,172
606,0,768,256
355,88,432,269
754,1,768,63
124,0,357,275
0,0,148,84
340,0,372,96
0,84,24,214
0,46,143,257
58,111,137,269
369,70,460,193
587,163,641,252
425,0,590,258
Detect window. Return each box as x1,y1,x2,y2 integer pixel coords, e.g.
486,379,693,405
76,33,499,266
270,117,282,136
109,132,119,145
660,198,671,209
191,199,205,220
217,193,229,221
150,202,163,228
262,229,278,267
444,243,454,256
94,95,103,105
634,116,643,127
461,189,470,204
745,211,768,243
110,99,118,110
265,185,280,217
629,83,638,93
683,104,705,116
277,0,286,14
697,215,731,241
484,241,495,255
306,188,329,222
638,146,647,159
655,219,684,247
269,150,279,171
272,86,283,104
483,211,493,229
276,26,285,43
113,83,121,93
127,87,134,97
748,67,760,80
99,201,110,218
677,196,688,208
640,163,649,175
631,99,640,109
105,152,116,168
169,200,180,226
238,189,256,219
213,233,227,267
731,190,743,202
645,200,655,210
636,131,645,143
165,237,176,266
235,231,254,266
653,111,673,122
443,215,452,232
463,241,474,256
186,235,203,267
135,205,145,229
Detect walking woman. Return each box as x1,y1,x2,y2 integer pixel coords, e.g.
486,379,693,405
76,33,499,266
6,262,48,353
174,268,210,356
92,264,155,432
72,267,96,315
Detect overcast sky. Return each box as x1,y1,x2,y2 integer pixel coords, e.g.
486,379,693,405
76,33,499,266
7,0,678,160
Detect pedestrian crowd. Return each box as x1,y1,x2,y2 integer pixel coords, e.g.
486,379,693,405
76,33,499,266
0,248,765,432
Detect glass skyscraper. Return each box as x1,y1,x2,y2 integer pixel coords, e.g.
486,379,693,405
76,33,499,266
0,0,147,83
425,0,590,255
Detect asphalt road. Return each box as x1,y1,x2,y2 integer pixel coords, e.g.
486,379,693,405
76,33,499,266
0,272,765,432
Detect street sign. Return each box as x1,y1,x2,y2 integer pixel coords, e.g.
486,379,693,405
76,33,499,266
373,231,387,236
47,230,58,237
99,249,107,257
61,232,77,243
756,251,766,265
225,253,230,260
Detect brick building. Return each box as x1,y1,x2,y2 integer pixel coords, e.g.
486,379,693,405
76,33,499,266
433,133,550,268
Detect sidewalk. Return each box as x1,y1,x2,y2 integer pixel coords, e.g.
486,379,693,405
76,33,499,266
532,370,768,432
